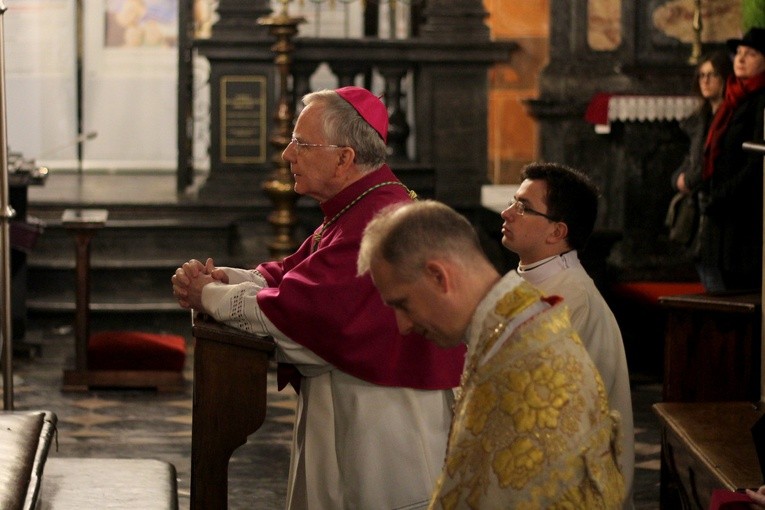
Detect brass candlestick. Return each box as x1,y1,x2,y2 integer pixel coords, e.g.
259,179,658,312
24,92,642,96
259,2,305,260
689,0,702,65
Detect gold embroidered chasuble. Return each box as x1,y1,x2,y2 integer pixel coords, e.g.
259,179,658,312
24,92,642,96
429,274,625,510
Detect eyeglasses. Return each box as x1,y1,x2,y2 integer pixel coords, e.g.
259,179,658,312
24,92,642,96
506,199,557,221
289,137,346,153
698,71,720,81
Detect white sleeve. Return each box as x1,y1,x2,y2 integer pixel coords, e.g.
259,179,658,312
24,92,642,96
219,267,268,287
200,280,332,375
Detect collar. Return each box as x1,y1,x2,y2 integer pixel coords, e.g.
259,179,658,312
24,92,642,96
517,250,581,286
319,164,394,219
464,271,524,351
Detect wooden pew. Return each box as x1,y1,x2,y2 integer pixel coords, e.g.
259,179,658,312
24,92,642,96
654,402,764,509
190,315,276,510
656,292,763,508
655,143,765,508
0,411,179,509
659,292,761,403
0,410,56,509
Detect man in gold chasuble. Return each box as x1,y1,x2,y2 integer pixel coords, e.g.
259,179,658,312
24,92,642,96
358,200,625,510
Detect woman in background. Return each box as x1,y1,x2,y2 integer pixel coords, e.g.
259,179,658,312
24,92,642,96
666,51,733,270
673,51,732,198
697,28,765,293
670,51,732,285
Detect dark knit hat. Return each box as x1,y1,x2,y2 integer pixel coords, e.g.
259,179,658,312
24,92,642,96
335,86,388,142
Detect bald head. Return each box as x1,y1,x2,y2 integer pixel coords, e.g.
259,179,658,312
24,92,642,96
358,200,486,280
358,200,501,347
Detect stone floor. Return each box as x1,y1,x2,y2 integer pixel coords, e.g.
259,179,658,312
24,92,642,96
2,313,664,509
4,315,295,510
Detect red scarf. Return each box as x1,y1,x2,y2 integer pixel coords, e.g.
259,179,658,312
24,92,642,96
703,71,765,180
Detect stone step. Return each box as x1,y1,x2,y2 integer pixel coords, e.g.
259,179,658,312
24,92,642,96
26,221,239,315
23,207,283,315
29,257,203,271
27,265,180,309
28,299,186,313
27,308,194,336
29,219,243,264
23,174,319,320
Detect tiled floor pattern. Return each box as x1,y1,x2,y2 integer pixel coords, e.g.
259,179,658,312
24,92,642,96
4,318,663,509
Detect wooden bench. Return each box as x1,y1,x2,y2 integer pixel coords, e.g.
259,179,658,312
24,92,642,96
0,410,57,510
0,410,178,509
654,401,764,509
38,458,178,509
61,209,186,393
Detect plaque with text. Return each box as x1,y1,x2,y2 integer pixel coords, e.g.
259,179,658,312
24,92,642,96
221,75,268,164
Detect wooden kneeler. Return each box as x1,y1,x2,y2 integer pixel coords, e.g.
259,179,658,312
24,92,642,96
62,331,187,393
61,208,186,392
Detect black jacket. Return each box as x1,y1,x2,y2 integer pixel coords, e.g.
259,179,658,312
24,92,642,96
698,84,765,288
672,104,713,194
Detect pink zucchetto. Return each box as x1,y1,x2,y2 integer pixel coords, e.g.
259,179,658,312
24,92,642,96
335,86,388,142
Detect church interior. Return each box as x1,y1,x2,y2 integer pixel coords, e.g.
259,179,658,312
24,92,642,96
2,0,765,508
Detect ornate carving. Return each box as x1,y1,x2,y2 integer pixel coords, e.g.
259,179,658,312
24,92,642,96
652,0,741,43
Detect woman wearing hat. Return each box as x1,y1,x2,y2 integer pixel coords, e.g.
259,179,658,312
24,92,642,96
697,27,765,292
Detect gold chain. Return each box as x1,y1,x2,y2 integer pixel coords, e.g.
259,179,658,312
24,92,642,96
311,181,416,252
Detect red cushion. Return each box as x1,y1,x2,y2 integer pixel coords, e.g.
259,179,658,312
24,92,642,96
88,331,186,372
611,281,706,306
709,488,755,510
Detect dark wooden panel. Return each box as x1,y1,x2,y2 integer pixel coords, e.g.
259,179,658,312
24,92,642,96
659,292,761,402
190,315,275,510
